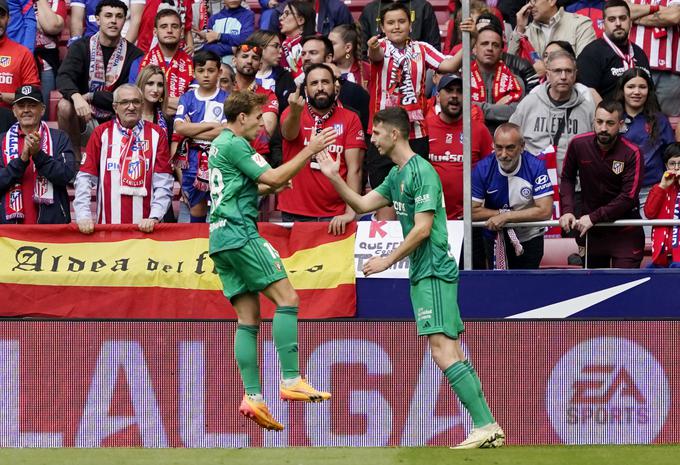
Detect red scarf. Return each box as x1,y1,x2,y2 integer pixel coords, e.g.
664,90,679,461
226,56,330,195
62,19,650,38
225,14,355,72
191,142,211,192
89,33,127,120
384,39,425,123
139,46,194,98
115,118,149,197
2,122,54,222
470,61,523,104
282,34,303,82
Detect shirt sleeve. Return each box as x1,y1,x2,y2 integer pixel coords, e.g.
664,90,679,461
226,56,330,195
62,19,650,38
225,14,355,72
174,94,190,124
152,130,173,175
412,164,443,213
21,49,40,87
80,126,102,177
344,113,367,150
264,91,279,115
229,138,271,181
420,41,447,70
471,162,486,203
532,158,554,199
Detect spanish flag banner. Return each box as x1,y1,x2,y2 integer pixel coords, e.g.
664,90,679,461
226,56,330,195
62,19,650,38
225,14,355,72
0,223,356,319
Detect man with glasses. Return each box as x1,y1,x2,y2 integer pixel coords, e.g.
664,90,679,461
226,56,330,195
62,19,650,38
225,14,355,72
74,84,173,233
510,50,595,186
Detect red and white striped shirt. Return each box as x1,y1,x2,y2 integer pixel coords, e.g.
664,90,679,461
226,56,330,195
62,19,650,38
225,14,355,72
369,39,448,139
630,0,680,73
79,120,172,224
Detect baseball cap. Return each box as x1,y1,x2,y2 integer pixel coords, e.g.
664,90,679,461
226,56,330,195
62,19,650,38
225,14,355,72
0,0,7,14
13,85,44,105
437,74,463,92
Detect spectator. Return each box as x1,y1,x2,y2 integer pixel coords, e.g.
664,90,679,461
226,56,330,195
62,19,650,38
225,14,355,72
509,50,595,184
197,0,255,60
329,23,371,89
577,0,650,102
425,70,485,121
628,0,680,116
250,30,296,111
617,68,674,215
231,42,279,164
316,0,353,36
173,50,228,223
508,0,596,61
644,143,680,267
443,0,490,55
135,64,172,140
427,74,492,269
258,0,279,31
7,0,36,51
56,0,143,158
299,35,370,134
0,86,76,224
279,0,315,85
34,0,67,120
279,62,366,233
537,40,598,104
136,0,194,54
366,2,459,220
74,84,173,233
128,8,194,117
359,0,441,59
69,0,144,45
560,100,645,268
472,123,554,269
220,62,235,92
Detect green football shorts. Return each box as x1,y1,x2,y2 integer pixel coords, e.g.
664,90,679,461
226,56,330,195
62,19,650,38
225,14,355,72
211,236,288,300
410,276,465,339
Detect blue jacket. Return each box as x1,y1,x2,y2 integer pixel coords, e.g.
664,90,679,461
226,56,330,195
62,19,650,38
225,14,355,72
7,0,37,52
202,6,255,57
0,128,76,224
622,112,675,188
317,0,353,36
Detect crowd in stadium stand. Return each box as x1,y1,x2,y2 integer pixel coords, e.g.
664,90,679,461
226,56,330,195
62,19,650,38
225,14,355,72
2,0,680,269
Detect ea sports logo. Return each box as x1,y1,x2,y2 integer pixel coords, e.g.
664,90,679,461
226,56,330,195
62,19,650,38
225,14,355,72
547,337,669,444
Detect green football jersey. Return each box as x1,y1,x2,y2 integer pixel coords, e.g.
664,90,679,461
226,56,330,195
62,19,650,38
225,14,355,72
374,155,458,282
208,129,271,254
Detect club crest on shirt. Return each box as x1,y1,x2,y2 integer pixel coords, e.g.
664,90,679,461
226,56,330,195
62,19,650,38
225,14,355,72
612,161,624,175
400,181,405,194
333,123,344,135
0,56,11,67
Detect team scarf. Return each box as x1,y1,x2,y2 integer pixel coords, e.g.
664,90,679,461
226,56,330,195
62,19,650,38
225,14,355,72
493,209,524,270
89,33,128,120
282,34,303,82
2,122,54,221
383,39,424,123
198,0,209,30
191,141,211,192
306,100,337,170
139,46,194,98
114,118,149,197
470,60,523,105
602,33,636,70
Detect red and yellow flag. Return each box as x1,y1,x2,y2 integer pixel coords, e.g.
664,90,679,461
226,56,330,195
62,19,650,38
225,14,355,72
0,223,356,319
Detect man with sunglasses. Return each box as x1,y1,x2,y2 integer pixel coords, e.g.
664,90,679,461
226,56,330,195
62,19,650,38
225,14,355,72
198,0,255,60
231,41,279,163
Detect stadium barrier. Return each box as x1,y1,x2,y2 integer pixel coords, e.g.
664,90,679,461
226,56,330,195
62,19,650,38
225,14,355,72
0,320,677,447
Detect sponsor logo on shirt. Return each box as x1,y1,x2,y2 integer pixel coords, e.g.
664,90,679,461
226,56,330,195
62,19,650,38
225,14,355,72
429,152,463,163
415,193,430,205
535,175,549,185
612,161,624,175
251,152,268,167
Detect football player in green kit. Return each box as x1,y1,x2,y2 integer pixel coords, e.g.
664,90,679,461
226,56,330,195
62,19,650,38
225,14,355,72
208,90,336,431
318,107,505,449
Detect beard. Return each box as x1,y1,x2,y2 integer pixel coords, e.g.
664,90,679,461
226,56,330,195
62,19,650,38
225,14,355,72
310,91,336,110
597,132,617,146
441,100,462,119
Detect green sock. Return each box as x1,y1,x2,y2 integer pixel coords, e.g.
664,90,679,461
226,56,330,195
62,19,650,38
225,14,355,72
273,306,300,380
234,324,261,395
463,360,484,394
444,361,495,428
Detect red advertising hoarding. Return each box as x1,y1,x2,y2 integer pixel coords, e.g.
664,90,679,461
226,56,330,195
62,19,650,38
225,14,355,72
0,321,677,447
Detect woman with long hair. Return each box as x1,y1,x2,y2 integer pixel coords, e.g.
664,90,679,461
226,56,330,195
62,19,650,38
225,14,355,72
135,64,171,140
329,23,370,88
617,67,674,213
279,0,316,84
250,30,296,110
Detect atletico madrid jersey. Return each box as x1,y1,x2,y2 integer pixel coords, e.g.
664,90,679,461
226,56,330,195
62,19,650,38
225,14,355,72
374,155,458,283
208,129,271,254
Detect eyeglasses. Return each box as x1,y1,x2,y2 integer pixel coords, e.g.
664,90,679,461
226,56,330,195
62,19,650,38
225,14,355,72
281,8,296,19
547,68,575,76
266,42,282,50
115,99,143,107
667,161,680,169
237,44,262,55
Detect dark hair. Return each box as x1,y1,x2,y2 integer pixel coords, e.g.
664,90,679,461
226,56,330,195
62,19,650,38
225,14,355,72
379,2,412,25
373,107,410,140
663,142,680,164
543,40,576,59
603,0,631,16
596,99,625,119
331,23,363,64
301,35,334,58
616,67,661,142
95,0,128,17
193,50,221,68
449,0,489,51
286,0,316,37
303,63,336,87
155,7,182,27
224,91,268,122
477,25,504,45
248,30,280,49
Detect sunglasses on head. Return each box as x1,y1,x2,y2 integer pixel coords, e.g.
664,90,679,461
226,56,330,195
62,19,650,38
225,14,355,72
238,44,262,55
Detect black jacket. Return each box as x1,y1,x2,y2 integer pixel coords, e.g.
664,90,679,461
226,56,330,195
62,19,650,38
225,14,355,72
503,52,540,94
0,128,76,224
56,37,143,115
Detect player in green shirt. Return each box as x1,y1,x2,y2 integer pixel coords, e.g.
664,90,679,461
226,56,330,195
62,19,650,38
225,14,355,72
209,90,337,432
318,107,505,449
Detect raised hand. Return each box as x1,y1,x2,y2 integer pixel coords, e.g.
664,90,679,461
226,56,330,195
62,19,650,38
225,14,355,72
307,127,337,153
316,149,341,179
288,84,305,114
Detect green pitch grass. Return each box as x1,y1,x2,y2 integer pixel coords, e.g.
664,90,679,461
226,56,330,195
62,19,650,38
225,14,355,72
1,446,680,465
